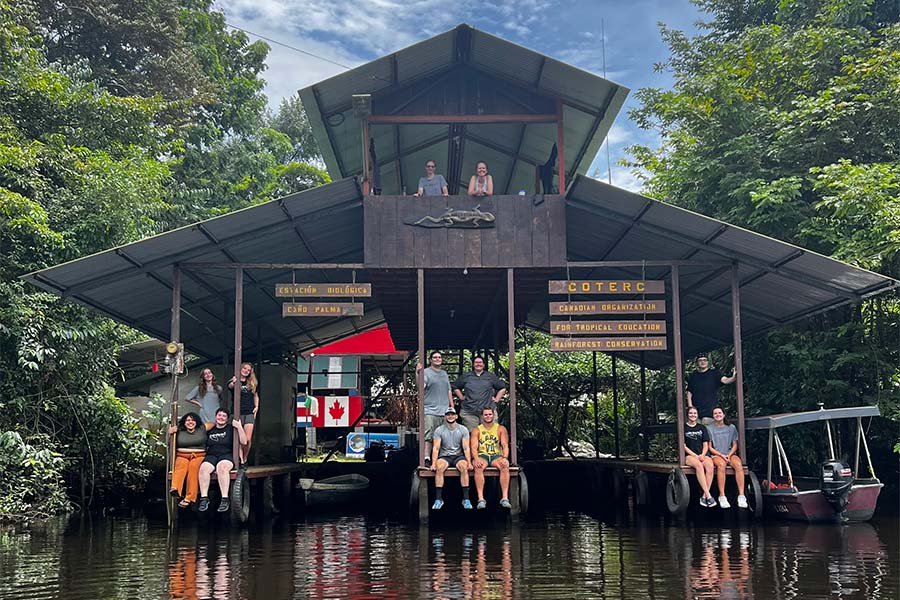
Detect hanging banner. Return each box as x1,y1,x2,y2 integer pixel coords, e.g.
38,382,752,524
548,280,665,295
276,283,371,297
295,394,319,427
282,302,364,317
550,320,667,335
549,300,666,315
550,337,668,352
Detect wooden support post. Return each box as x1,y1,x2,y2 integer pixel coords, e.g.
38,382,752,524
233,268,244,466
731,262,747,461
362,118,370,196
671,265,686,467
417,269,425,467
166,266,182,527
254,323,262,467
556,99,565,192
507,268,517,465
640,352,649,460
592,351,599,458
612,354,620,459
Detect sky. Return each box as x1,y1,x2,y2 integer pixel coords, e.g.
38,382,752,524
214,0,708,192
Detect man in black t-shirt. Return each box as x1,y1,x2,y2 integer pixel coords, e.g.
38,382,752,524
686,355,735,424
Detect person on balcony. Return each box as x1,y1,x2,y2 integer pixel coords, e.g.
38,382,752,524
467,161,493,196
414,159,449,196
687,355,735,425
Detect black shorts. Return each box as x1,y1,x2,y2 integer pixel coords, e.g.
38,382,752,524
202,454,234,468
438,454,467,468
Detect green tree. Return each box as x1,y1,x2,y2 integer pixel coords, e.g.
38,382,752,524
626,0,900,465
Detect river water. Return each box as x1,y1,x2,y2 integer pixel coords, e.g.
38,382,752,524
1,510,897,599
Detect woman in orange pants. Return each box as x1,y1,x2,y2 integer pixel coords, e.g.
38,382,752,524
169,412,207,508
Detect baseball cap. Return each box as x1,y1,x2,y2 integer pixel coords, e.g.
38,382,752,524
445,406,457,415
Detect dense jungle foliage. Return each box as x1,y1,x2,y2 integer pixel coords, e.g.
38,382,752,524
1,0,898,521
0,0,326,521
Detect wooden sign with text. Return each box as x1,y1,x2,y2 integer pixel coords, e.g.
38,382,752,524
282,303,364,317
548,280,665,295
275,283,371,297
550,320,667,335
549,300,666,315
550,337,668,352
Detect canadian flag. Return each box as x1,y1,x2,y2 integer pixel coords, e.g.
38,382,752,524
312,395,363,428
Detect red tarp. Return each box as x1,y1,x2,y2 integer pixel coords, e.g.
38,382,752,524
306,324,401,356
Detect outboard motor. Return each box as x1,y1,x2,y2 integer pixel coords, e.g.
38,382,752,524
820,460,854,519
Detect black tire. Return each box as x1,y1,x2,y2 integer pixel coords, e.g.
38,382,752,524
518,470,530,515
633,471,649,508
746,470,763,518
666,467,690,516
230,469,250,525
409,470,421,513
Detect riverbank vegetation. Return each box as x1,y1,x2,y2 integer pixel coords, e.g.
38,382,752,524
1,0,898,521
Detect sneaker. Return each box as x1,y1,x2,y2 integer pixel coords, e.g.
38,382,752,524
499,498,512,509
198,497,210,512
424,457,432,468
706,496,718,508
217,498,230,513
718,496,731,509
431,499,444,510
462,499,473,510
699,496,709,508
169,488,181,498
476,499,487,510
737,495,748,509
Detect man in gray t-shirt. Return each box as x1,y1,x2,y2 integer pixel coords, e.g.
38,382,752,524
417,351,453,466
429,406,473,510
414,159,449,196
453,356,507,431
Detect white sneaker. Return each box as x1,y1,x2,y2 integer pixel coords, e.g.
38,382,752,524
718,496,731,509
737,495,748,509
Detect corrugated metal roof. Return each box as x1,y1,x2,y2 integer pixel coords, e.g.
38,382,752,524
530,176,900,368
23,179,373,361
298,24,629,195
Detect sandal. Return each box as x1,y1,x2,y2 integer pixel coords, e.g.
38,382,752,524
178,499,191,508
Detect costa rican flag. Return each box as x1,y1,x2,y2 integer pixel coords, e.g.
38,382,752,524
295,395,319,427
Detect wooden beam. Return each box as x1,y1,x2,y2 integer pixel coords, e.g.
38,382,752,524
507,268,517,465
232,268,244,465
671,265,686,467
368,114,558,124
417,269,425,467
732,262,747,461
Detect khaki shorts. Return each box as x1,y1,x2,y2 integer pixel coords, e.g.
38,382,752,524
424,414,444,441
700,417,715,426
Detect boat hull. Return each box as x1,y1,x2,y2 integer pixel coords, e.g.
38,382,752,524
300,474,370,508
762,482,882,523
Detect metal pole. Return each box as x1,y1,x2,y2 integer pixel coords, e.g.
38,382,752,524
556,99,565,192
612,354,620,459
671,265,686,467
592,351,599,458
507,268,517,465
767,429,774,485
417,269,425,467
640,352,648,459
854,417,862,476
166,266,182,527
362,118,370,196
731,262,747,461
233,268,243,467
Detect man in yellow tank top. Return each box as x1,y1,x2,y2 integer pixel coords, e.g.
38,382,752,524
469,407,511,509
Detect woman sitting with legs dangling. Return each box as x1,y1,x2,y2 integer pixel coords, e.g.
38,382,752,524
197,408,248,513
683,406,717,507
168,412,207,509
707,406,748,509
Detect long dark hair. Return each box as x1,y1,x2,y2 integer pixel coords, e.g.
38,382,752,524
711,405,730,425
178,412,202,431
198,368,219,397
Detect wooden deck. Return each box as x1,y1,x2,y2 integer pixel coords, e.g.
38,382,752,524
583,457,748,476
417,466,520,478
169,462,306,481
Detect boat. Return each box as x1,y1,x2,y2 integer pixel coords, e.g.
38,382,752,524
745,405,883,523
298,474,370,508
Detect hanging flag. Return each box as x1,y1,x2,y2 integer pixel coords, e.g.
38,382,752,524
312,395,363,428
295,395,319,427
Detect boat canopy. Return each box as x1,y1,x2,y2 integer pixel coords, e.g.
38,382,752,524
744,406,880,430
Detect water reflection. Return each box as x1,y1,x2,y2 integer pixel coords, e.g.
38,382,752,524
0,513,896,599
